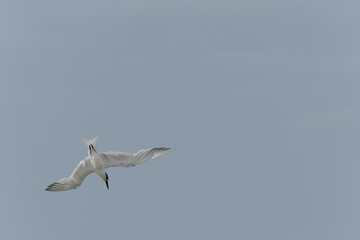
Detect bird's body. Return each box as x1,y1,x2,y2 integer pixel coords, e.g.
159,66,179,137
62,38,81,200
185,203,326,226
46,137,170,192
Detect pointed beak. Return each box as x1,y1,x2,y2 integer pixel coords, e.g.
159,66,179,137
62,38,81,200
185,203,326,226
105,172,109,190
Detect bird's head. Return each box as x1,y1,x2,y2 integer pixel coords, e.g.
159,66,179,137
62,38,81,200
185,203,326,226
82,136,98,155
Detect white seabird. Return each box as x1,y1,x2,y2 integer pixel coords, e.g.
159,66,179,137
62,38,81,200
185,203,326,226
46,137,170,191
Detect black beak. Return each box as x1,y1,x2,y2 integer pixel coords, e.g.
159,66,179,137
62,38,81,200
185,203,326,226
105,172,109,190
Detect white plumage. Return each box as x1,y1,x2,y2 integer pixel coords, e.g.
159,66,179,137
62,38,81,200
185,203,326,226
46,137,170,192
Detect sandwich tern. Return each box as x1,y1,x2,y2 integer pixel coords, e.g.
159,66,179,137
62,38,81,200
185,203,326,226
46,137,170,191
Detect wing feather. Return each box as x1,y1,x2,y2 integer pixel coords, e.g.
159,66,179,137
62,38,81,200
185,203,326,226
102,147,170,168
46,157,95,192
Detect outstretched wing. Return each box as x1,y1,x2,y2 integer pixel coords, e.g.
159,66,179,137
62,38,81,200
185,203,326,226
102,147,171,168
46,156,95,192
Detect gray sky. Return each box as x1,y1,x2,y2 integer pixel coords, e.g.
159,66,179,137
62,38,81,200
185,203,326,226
1,0,360,239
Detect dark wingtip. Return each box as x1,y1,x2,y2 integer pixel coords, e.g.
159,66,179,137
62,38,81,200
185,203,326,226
45,184,52,191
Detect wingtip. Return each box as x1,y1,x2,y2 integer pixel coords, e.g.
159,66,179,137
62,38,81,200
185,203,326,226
158,147,171,151
45,185,53,191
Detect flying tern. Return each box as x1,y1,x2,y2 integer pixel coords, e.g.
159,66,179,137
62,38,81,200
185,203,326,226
46,137,170,191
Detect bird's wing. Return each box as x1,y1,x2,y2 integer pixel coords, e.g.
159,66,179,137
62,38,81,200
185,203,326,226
46,156,95,192
102,147,171,168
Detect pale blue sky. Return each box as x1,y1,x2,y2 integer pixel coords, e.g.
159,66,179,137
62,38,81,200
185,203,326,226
1,0,360,239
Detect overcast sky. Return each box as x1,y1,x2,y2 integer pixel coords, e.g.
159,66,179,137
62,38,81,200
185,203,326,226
1,0,360,239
